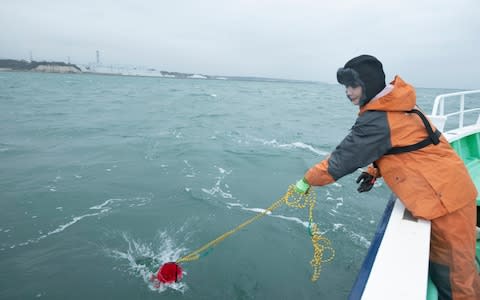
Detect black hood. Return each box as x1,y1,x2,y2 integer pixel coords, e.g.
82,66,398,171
337,55,386,105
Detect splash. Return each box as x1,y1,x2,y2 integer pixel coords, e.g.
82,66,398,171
106,232,187,293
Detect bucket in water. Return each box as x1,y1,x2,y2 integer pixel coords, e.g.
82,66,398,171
156,262,183,283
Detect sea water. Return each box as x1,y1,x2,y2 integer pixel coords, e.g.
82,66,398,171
0,71,458,299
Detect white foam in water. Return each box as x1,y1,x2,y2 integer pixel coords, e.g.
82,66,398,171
347,230,371,249
4,196,152,250
253,138,329,156
226,202,309,228
290,142,329,156
332,223,370,249
201,166,234,199
183,160,196,178
333,223,344,231
107,232,187,293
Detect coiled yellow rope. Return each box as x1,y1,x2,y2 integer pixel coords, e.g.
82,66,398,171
176,185,335,282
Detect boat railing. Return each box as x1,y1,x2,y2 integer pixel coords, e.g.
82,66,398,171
429,90,480,132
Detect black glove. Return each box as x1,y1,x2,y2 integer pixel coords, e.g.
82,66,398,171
356,172,376,193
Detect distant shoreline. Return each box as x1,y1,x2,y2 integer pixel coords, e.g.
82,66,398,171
0,59,81,73
0,59,320,84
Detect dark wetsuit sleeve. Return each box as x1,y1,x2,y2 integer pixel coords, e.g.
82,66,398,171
327,110,391,180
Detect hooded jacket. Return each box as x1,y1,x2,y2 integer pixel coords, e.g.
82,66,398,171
304,76,477,220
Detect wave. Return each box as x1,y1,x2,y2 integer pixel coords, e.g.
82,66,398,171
252,138,329,156
192,112,229,119
225,202,309,228
330,223,370,249
201,166,234,199
0,142,12,152
226,196,370,248
182,160,196,178
2,196,151,251
187,92,217,98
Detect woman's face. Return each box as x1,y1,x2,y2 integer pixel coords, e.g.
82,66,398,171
345,85,363,106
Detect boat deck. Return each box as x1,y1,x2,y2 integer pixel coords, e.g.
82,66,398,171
450,132,480,206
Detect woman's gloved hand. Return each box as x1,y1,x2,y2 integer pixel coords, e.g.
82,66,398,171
295,178,311,194
356,172,376,193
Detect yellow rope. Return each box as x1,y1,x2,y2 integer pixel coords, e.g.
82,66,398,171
176,185,335,282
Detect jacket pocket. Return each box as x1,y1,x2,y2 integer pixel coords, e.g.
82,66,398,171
382,168,448,220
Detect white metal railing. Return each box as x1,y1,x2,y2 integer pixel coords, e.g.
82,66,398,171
429,90,480,132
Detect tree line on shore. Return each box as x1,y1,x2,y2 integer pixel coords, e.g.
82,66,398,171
0,59,81,71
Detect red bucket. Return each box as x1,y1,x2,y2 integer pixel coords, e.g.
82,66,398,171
156,262,183,283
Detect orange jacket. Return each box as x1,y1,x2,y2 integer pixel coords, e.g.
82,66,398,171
305,76,477,219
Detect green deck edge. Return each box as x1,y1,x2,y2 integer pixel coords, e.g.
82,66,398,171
427,132,480,298
450,133,480,207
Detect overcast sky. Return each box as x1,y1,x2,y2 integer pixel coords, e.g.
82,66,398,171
1,0,479,89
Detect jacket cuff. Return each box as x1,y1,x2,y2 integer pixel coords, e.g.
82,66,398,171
304,159,335,186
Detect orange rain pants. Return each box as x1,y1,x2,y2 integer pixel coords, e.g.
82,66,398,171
429,200,480,299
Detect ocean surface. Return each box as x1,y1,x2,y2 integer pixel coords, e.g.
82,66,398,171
0,71,459,299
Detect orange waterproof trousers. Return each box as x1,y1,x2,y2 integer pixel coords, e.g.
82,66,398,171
429,200,480,299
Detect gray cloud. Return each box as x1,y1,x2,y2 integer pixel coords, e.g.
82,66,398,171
1,0,479,88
